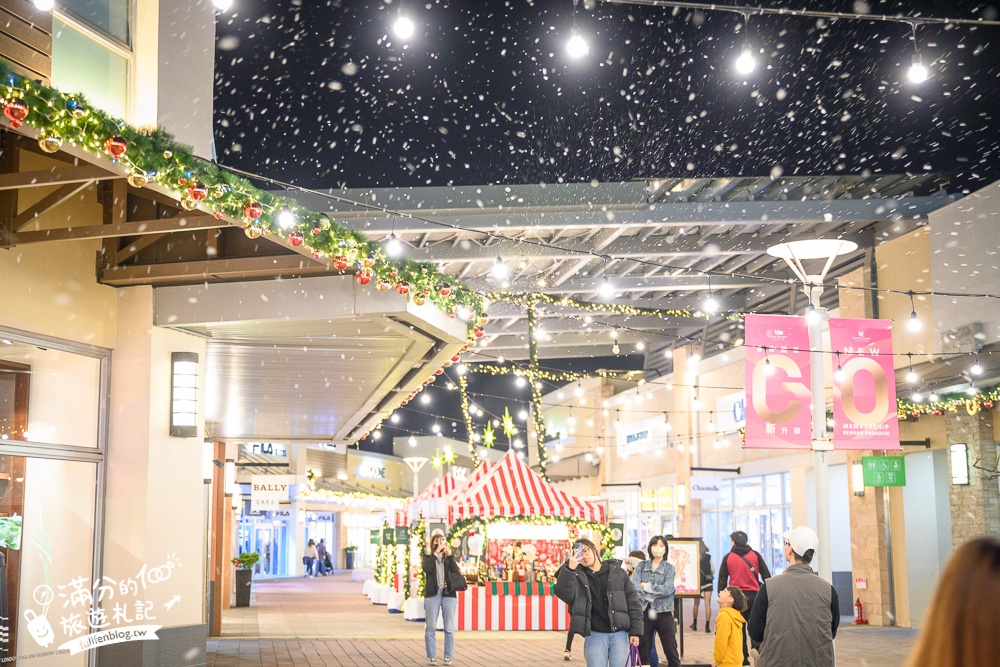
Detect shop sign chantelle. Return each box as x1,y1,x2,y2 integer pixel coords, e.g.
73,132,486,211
744,314,900,451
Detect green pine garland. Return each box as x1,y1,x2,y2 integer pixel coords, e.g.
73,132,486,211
447,515,614,559
0,62,485,325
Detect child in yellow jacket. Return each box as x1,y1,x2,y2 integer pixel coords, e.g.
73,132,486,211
713,586,749,667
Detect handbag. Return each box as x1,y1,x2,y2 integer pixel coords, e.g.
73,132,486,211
302,556,308,565
626,645,644,667
735,552,762,585
446,563,468,592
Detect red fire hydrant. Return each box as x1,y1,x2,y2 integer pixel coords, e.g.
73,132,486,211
854,598,868,625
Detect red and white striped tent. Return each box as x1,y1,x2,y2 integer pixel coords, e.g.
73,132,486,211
405,473,458,522
448,451,605,524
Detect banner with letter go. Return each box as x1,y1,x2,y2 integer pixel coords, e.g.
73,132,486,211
744,314,813,449
829,318,901,450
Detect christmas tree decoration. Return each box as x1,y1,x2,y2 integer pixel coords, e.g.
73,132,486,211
244,225,263,239
127,170,149,188
187,183,209,201
38,134,62,153
104,135,127,159
162,149,173,159
362,257,375,269
65,98,86,118
3,98,28,128
244,201,264,219
288,231,304,247
396,282,410,295
501,407,516,438
331,256,349,271
440,284,452,296
356,269,373,285
473,328,485,339
179,198,198,211
376,281,391,292
413,294,426,306
483,423,496,448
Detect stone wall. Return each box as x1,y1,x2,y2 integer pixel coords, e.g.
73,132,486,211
944,409,1000,543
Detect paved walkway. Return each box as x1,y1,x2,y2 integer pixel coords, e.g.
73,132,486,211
207,573,919,666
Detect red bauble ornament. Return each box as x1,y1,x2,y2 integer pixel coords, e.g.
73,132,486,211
451,355,461,363
396,282,410,295
401,399,409,405
214,211,224,219
288,231,304,247
178,178,188,186
104,135,127,159
244,202,263,219
439,284,452,296
332,256,349,271
356,269,373,285
473,327,485,339
985,401,994,409
3,98,28,128
422,380,430,386
312,227,323,235
434,368,444,375
187,183,208,201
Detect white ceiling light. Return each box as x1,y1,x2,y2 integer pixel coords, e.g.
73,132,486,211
393,15,416,39
491,255,509,280
735,48,756,75
385,233,403,257
566,31,589,58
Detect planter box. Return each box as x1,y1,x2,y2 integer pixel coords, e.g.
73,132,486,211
234,569,252,608
404,597,426,621
387,591,405,612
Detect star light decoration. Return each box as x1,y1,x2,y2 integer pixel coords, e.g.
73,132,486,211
501,407,517,439
482,423,496,449
431,453,445,470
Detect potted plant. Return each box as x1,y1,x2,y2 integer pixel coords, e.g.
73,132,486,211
231,552,260,607
344,545,357,570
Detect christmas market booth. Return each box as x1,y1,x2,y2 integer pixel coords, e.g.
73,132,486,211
436,451,609,630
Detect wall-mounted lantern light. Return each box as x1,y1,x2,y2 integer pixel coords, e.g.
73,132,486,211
950,443,970,485
170,352,199,437
852,462,865,497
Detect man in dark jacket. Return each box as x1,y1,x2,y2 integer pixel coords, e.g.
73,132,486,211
718,531,771,665
748,526,839,667
554,538,643,666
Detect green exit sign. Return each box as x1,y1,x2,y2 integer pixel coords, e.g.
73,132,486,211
862,456,906,487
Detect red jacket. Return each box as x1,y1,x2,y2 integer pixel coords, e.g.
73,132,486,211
719,549,770,592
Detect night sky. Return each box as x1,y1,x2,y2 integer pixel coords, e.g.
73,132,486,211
212,0,1000,447
214,0,1000,191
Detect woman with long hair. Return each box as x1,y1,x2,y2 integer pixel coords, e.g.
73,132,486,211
422,530,462,666
631,535,681,667
554,538,643,667
905,537,1000,666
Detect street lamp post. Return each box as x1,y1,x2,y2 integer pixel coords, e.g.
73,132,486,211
403,456,429,499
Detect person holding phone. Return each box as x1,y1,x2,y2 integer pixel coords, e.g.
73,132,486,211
554,538,643,667
631,536,681,667
422,530,462,666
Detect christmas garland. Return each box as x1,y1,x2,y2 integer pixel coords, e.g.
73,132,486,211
297,488,408,510
447,515,615,558
897,383,1000,418
487,291,702,320
0,62,485,325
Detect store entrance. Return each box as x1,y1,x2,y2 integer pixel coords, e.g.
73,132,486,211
240,519,290,578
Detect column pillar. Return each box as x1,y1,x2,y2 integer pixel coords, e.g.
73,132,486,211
945,409,1000,543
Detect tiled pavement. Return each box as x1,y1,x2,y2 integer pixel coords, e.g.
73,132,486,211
207,573,919,666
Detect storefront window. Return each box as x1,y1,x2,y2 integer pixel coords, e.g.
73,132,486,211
734,477,763,508
764,474,783,506
344,513,383,569
51,18,129,120
58,0,130,44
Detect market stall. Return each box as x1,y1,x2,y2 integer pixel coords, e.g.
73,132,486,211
440,451,610,630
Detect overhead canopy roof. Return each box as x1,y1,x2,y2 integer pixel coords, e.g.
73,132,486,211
287,174,955,359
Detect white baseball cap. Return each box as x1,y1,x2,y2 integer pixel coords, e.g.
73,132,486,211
783,526,819,558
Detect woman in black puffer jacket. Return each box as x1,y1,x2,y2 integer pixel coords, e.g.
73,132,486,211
554,538,644,667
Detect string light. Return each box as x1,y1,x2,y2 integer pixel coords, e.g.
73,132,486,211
907,22,930,84
276,207,296,229
906,354,918,384
408,435,417,446
491,254,510,280
31,0,54,10
734,12,756,75
393,15,416,39
834,352,845,382
764,349,775,376
972,355,984,376
806,303,820,324
907,292,922,332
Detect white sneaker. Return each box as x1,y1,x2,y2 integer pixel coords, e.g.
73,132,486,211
564,651,572,661
428,659,437,666
443,658,452,666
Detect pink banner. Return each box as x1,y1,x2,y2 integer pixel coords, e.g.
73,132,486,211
744,314,813,449
830,318,900,450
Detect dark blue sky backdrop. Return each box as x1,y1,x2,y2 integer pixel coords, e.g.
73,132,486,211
214,0,1000,192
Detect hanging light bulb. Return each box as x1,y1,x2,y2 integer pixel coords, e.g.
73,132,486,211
213,0,233,10
32,0,54,10
911,392,922,403
806,304,821,324
928,392,939,402
566,30,589,58
277,207,296,229
907,367,918,384
407,435,417,447
908,310,922,332
598,278,615,299
764,356,775,376
390,413,400,423
908,52,929,83
834,364,845,382
393,15,415,39
574,383,584,398
966,382,977,396
515,375,527,388
735,48,756,75
611,340,621,355
491,255,509,280
703,294,719,314
971,356,984,376
385,233,403,257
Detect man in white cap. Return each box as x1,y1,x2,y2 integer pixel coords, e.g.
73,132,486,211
746,526,839,667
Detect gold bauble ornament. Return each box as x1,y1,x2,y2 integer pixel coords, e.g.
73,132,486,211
244,225,262,239
38,135,62,153
362,257,375,268
413,295,426,306
180,197,198,211
376,281,392,292
127,171,149,188
163,150,173,159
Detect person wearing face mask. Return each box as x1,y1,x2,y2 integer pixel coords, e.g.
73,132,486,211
422,530,462,666
555,538,643,667
631,536,681,667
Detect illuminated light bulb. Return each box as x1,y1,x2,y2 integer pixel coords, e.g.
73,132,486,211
834,365,845,382
735,48,756,75
491,255,509,280
420,394,431,405
393,15,415,39
32,0,54,10
574,384,584,398
806,305,820,324
636,342,646,351
390,414,400,423
764,358,776,375
703,295,719,314
585,453,593,463
908,311,922,332
432,423,442,433
612,341,621,355
518,409,528,421
386,233,403,256
277,207,296,229
908,53,929,83
595,445,604,455
515,376,527,388
456,363,467,375
372,430,381,440
928,393,938,402
966,384,977,396
407,436,417,447
213,0,233,10
566,31,589,59
911,393,922,403
598,278,615,299
567,415,577,426
663,349,673,359
457,306,473,321
907,368,918,384
971,359,983,376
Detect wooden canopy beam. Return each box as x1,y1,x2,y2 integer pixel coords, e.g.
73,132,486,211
10,214,230,244
13,180,93,230
0,164,117,190
99,254,335,286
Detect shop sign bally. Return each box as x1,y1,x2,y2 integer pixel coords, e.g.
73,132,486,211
250,475,295,511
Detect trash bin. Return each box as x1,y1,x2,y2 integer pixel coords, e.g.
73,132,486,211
345,548,355,570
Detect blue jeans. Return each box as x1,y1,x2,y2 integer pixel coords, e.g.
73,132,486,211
424,590,457,660
583,630,630,667
304,557,315,575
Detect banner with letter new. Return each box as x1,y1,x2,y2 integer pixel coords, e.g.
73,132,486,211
830,318,900,450
744,314,812,449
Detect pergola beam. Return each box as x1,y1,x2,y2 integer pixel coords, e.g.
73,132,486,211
11,215,230,244
0,164,117,190
13,180,94,230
